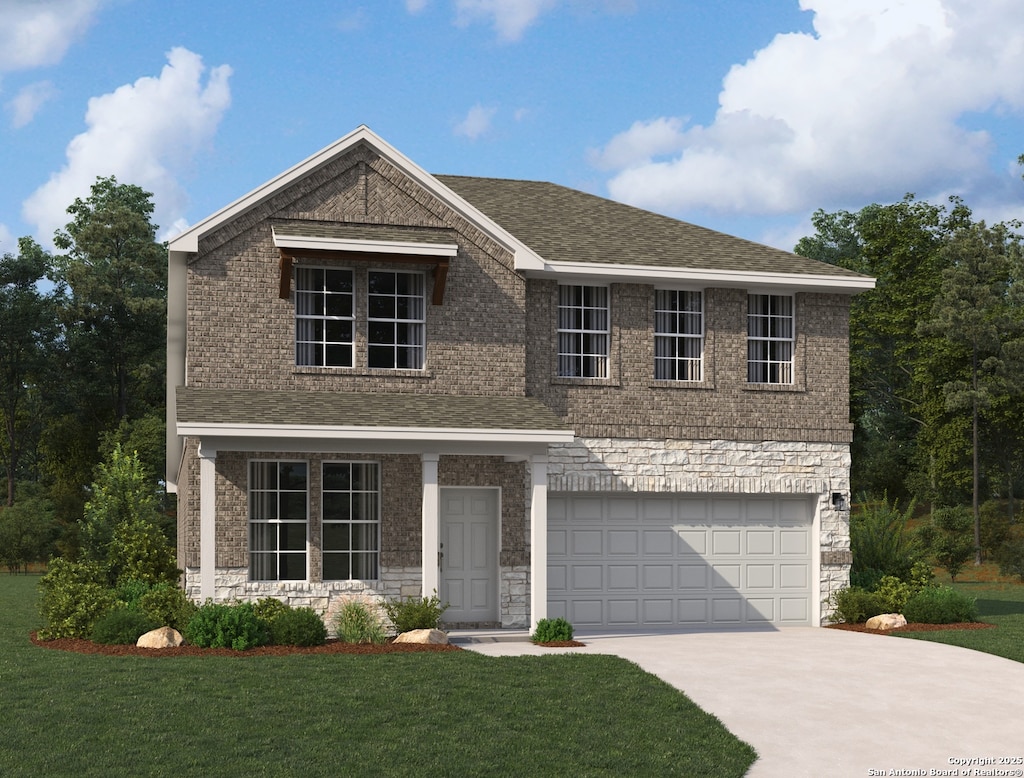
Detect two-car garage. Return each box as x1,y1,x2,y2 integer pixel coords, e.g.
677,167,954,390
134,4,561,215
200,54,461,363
547,493,815,628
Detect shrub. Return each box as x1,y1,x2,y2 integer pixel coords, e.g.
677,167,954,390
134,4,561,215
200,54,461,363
269,607,327,647
109,516,181,587
91,606,158,645
903,586,978,624
980,500,1012,559
334,599,387,644
252,597,291,626
383,593,448,634
139,584,198,630
827,587,888,624
531,617,574,643
850,495,920,582
184,601,269,650
37,557,117,639
995,536,1024,582
928,506,975,581
874,575,913,613
115,578,152,609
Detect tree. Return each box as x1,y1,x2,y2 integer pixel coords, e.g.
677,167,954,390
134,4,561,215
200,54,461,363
0,485,57,572
795,195,971,499
0,237,58,506
43,176,167,525
917,222,1023,563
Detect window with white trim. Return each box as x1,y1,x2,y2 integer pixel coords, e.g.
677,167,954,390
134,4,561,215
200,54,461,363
557,284,609,378
655,289,703,381
747,294,794,384
322,462,380,580
368,271,426,369
249,461,308,581
295,267,354,367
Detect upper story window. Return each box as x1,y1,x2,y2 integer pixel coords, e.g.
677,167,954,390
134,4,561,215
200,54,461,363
655,289,703,381
557,284,609,378
249,461,308,582
368,271,425,370
747,293,794,384
295,268,354,367
322,461,380,580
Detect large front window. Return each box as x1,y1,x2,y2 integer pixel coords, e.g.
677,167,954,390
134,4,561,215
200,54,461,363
295,268,354,367
249,461,308,581
322,462,380,580
558,284,609,378
655,289,703,381
747,294,794,384
368,271,426,369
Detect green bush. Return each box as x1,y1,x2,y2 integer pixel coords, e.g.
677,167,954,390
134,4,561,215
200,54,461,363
269,607,327,647
383,593,449,633
874,575,914,613
184,601,269,650
91,606,158,645
37,557,117,639
114,578,152,609
531,617,574,643
903,586,978,624
139,584,198,630
334,599,387,644
850,495,920,582
252,597,291,626
995,536,1024,582
980,500,1012,559
928,506,975,581
827,587,888,624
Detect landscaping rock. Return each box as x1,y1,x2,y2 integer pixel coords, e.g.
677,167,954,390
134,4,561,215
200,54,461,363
865,613,908,630
137,626,185,648
393,628,448,645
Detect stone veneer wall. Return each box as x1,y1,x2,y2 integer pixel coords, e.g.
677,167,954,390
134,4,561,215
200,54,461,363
547,437,852,624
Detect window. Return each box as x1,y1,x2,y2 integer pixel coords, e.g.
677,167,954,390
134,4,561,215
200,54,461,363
322,462,380,580
368,271,425,369
747,294,794,384
295,267,354,367
249,461,308,581
655,289,703,381
558,284,609,378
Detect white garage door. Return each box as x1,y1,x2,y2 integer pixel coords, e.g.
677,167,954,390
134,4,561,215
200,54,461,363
547,494,814,628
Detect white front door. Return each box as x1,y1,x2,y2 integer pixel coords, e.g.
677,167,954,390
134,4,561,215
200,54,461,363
440,488,498,623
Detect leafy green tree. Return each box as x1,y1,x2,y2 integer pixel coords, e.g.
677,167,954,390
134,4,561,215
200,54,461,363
0,484,58,572
917,222,1023,563
43,176,167,525
795,195,970,498
0,238,59,506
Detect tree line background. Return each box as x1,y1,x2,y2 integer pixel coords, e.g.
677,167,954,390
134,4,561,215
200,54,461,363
2,175,1024,573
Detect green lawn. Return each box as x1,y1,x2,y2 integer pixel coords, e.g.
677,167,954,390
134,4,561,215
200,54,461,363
893,582,1024,663
0,575,755,777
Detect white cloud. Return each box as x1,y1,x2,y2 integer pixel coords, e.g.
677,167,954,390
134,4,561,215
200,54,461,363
454,103,498,140
7,80,57,128
22,47,232,246
0,0,104,73
454,0,558,42
597,0,1024,218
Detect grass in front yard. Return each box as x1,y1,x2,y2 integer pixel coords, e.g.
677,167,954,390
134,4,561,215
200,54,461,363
0,575,755,777
894,582,1024,663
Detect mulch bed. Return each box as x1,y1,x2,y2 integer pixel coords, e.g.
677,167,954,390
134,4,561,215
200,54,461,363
824,621,996,634
533,640,587,647
29,632,462,657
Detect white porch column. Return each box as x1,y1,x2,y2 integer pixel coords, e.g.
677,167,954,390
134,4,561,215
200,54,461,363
198,443,217,601
421,453,440,598
529,453,549,632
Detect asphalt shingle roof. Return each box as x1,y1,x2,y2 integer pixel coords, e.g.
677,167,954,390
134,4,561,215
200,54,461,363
436,175,866,279
176,387,571,431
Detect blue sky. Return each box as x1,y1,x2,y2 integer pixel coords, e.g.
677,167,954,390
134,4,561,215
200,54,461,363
2,0,1023,256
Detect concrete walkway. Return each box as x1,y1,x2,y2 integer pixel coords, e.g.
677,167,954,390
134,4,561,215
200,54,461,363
451,627,1024,777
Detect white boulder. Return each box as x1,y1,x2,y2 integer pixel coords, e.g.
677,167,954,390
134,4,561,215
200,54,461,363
865,613,908,631
393,629,448,645
137,626,185,648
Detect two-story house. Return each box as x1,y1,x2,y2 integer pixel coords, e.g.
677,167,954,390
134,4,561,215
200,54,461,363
166,125,873,631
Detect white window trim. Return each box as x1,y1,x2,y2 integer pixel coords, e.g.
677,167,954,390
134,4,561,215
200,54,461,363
747,292,795,385
321,460,381,582
557,284,610,379
248,459,309,582
654,288,704,382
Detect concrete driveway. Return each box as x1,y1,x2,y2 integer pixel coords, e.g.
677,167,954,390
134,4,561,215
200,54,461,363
452,627,1024,777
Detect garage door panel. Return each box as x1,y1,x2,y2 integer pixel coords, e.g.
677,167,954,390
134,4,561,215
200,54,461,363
548,494,813,628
